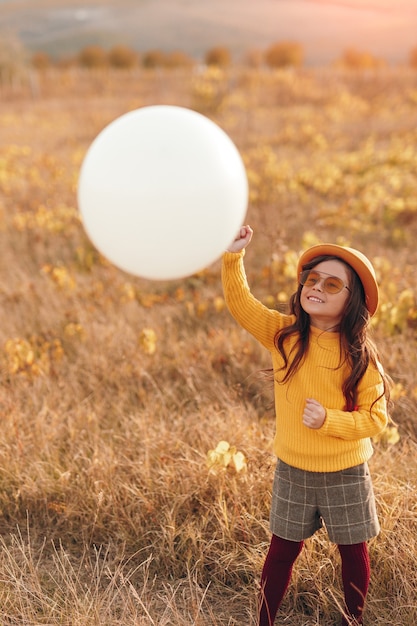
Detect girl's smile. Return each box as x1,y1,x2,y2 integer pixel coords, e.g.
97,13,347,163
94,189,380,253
300,259,350,330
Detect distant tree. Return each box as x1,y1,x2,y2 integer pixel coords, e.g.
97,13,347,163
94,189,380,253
264,41,303,68
32,51,51,70
205,46,231,68
78,45,107,69
165,50,194,69
338,48,386,69
142,49,167,68
108,45,139,69
410,46,417,69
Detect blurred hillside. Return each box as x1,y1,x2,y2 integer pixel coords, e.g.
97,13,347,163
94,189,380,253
0,0,416,64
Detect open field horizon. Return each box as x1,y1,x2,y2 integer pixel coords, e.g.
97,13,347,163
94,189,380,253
0,65,417,624
1,0,417,65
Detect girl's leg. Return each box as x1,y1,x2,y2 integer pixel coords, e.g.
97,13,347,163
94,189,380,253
258,534,304,626
338,542,370,625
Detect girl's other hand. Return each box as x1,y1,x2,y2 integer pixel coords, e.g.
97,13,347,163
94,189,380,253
226,225,253,253
302,398,326,429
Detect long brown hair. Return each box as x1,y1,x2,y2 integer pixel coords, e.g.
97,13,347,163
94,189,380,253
275,255,390,411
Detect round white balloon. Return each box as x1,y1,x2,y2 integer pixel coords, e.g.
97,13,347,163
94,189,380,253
77,105,248,280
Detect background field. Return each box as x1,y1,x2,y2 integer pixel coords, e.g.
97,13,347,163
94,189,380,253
0,65,417,624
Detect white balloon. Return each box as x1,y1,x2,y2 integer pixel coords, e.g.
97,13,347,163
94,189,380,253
77,105,248,280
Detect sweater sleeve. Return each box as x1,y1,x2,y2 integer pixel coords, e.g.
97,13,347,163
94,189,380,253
221,250,289,351
318,365,388,441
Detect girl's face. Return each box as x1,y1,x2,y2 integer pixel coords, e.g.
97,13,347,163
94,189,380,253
300,259,351,331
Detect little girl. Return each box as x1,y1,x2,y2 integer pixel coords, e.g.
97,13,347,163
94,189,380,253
222,225,390,626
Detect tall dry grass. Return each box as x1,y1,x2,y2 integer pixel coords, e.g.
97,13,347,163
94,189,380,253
0,66,416,624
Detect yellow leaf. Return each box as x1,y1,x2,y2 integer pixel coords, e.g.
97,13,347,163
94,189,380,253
373,425,400,446
206,441,247,474
138,328,157,355
213,296,225,312
232,451,247,473
214,441,230,454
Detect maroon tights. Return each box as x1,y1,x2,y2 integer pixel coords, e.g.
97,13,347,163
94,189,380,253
258,535,370,626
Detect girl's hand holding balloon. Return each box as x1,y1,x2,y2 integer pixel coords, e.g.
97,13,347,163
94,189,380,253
226,225,253,253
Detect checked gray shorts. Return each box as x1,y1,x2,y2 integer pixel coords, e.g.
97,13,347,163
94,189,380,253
270,459,380,544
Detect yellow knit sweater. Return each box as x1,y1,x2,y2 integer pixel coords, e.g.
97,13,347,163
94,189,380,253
222,250,388,472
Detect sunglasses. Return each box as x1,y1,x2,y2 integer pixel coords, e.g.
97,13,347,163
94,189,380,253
299,269,351,295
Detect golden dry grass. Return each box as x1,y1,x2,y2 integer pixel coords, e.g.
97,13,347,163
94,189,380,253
0,66,416,625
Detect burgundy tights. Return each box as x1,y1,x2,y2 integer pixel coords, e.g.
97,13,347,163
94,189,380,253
339,541,370,625
258,535,370,626
258,535,304,626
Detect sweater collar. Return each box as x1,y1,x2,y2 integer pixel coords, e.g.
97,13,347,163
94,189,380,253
310,324,340,343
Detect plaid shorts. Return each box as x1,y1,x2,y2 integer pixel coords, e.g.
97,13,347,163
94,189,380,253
270,459,380,544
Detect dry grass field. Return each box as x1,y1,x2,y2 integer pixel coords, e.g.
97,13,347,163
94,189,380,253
0,65,417,625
